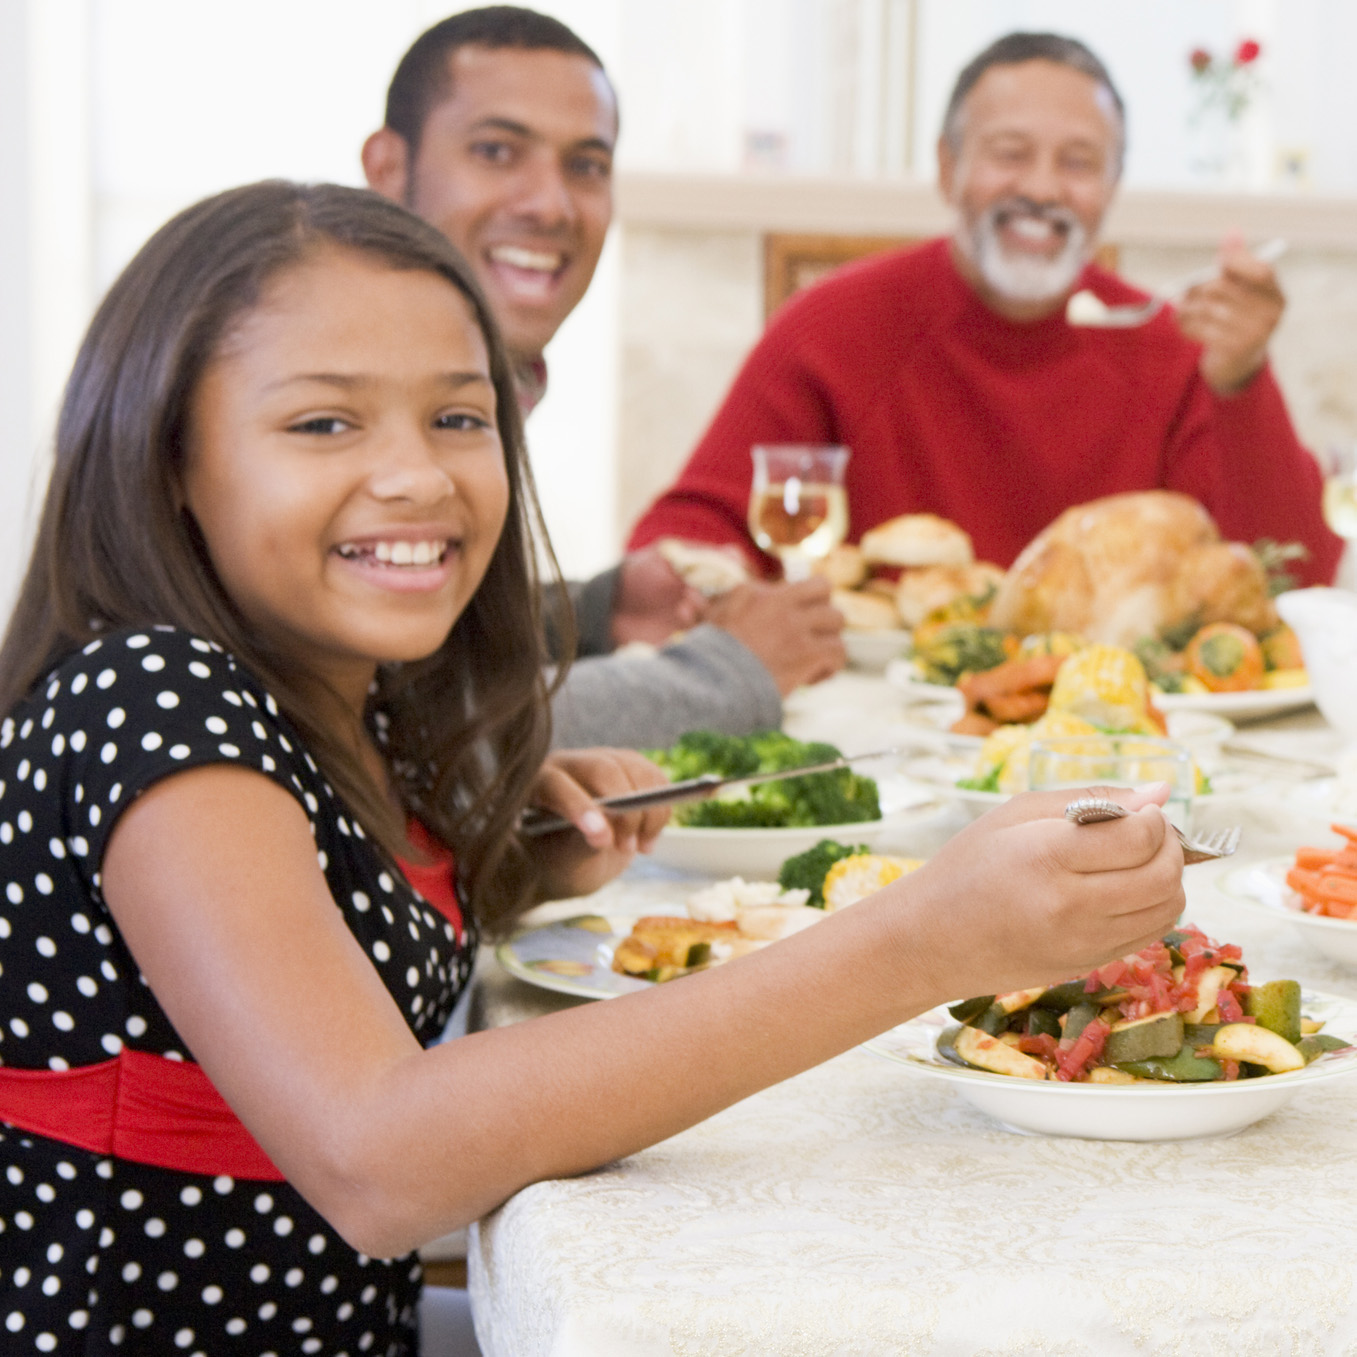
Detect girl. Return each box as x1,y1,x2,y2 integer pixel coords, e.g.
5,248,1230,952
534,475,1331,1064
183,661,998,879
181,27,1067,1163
0,181,1184,1355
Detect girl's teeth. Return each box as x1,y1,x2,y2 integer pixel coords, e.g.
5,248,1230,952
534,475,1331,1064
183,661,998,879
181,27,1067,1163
347,540,446,566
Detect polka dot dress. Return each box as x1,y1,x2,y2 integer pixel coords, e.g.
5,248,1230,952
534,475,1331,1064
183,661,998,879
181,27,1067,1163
0,627,476,1354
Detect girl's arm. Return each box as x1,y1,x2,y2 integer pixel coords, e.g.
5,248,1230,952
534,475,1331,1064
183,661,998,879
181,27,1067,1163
102,767,1183,1258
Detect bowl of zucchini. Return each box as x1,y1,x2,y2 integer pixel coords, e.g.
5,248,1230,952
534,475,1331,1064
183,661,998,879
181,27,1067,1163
866,925,1357,1140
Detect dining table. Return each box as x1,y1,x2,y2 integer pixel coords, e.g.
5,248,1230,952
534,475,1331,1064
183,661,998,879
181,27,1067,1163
460,669,1357,1357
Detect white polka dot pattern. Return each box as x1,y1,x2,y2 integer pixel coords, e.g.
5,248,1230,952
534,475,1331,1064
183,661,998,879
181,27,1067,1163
0,627,473,1351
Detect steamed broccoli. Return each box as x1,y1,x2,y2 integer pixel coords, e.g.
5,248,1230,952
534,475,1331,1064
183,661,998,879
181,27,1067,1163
649,730,883,829
778,838,871,906
646,730,759,782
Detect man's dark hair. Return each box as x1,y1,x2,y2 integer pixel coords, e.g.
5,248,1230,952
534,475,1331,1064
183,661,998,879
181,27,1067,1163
385,6,609,154
941,32,1126,170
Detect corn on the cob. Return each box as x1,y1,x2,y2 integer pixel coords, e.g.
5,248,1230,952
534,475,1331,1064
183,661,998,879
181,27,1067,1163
822,854,924,911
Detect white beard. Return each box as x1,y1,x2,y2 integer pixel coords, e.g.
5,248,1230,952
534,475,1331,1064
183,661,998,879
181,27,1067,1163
959,200,1092,303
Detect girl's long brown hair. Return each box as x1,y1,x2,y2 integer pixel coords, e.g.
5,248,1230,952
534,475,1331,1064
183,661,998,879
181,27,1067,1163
0,180,570,932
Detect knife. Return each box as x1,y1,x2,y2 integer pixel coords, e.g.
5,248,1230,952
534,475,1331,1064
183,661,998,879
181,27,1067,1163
518,746,901,838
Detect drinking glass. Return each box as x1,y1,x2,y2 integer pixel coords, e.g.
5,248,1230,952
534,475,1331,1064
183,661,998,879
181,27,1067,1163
747,445,850,581
1027,735,1196,830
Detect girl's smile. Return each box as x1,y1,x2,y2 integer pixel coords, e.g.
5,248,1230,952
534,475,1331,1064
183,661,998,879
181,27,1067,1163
181,244,510,714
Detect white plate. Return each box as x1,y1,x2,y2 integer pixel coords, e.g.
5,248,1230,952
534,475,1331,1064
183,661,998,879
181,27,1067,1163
1155,685,1314,722
899,713,1243,820
647,792,942,878
1221,858,1357,969
496,913,651,1001
866,988,1357,1140
843,628,912,672
885,661,1312,726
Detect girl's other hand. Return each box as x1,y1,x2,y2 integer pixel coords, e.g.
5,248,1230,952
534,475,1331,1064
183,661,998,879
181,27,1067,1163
528,748,672,900
894,782,1186,1005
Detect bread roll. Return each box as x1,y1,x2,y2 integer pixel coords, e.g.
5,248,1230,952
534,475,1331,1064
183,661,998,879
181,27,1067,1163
831,588,901,631
860,514,974,568
811,543,868,589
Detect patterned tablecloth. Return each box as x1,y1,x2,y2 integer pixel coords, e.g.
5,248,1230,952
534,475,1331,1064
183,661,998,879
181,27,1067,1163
467,679,1357,1357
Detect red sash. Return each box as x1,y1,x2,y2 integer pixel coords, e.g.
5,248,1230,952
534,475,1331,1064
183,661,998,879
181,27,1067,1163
0,833,461,1178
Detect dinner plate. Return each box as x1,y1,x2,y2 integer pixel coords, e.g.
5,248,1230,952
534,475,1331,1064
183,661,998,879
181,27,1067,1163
865,987,1357,1140
1221,858,1357,969
1155,685,1314,722
843,628,911,672
885,662,1313,725
496,913,650,1000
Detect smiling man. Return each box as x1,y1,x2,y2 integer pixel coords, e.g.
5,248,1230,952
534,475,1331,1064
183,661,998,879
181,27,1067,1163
627,31,1341,586
364,8,845,749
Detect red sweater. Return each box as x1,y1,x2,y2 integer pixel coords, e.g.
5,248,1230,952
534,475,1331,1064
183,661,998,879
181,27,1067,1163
628,238,1341,585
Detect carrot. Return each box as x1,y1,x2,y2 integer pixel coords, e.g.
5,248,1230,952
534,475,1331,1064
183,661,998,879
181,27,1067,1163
1294,847,1341,871
1287,867,1329,901
1332,823,1357,844
1316,875,1357,907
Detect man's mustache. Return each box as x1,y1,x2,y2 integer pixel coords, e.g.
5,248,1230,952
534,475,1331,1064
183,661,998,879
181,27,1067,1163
986,196,1081,233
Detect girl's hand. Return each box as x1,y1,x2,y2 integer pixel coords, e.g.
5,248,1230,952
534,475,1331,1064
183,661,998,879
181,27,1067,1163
894,783,1186,1004
528,748,672,900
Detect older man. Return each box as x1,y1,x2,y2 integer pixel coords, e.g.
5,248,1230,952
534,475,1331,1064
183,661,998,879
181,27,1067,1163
363,7,844,748
627,31,1341,585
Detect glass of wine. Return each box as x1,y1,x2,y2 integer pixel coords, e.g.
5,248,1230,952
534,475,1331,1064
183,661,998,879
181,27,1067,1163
747,445,850,581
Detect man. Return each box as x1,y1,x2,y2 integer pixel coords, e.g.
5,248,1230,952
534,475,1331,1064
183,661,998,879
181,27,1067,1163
627,31,1342,587
363,7,844,748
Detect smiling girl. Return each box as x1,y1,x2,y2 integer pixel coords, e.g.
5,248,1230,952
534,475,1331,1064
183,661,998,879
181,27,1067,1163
0,182,1185,1355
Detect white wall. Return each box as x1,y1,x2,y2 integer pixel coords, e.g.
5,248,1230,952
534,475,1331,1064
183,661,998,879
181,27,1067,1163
7,0,1357,603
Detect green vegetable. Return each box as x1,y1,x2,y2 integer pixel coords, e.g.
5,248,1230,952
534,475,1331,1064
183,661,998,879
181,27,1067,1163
1243,979,1302,1044
914,625,1010,686
1298,1034,1350,1063
947,995,995,1025
1062,1001,1101,1042
1117,1043,1223,1082
777,838,870,907
1103,1011,1184,1064
957,767,1001,793
649,730,882,829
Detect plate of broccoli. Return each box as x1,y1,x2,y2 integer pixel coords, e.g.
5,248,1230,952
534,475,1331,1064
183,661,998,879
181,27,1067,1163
643,730,931,877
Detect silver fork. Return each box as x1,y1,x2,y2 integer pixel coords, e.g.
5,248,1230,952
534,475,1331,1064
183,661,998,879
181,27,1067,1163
1063,797,1241,865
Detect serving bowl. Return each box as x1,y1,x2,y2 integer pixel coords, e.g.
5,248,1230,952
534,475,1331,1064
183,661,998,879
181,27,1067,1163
1221,858,1357,969
866,988,1357,1140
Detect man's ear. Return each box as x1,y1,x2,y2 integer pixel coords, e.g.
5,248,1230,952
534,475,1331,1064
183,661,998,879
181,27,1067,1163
937,135,957,203
362,127,411,203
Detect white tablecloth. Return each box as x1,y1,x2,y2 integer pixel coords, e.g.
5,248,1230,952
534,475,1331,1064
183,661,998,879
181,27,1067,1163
468,677,1357,1357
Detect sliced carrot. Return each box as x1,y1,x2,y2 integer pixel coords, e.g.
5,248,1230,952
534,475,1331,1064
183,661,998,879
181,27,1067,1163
1287,867,1329,900
1294,847,1341,870
1316,874,1357,906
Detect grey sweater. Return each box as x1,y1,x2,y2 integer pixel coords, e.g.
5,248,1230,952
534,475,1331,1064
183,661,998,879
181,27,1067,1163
551,624,783,750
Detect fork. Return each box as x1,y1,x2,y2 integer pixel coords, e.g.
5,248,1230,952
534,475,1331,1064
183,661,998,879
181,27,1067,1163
1063,796,1241,865
1066,238,1287,328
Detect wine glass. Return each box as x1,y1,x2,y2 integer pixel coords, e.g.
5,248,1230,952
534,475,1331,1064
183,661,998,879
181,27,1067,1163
1323,445,1357,538
747,445,850,581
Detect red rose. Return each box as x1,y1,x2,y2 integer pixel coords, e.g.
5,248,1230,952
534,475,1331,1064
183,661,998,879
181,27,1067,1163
1235,38,1261,64
1189,47,1212,73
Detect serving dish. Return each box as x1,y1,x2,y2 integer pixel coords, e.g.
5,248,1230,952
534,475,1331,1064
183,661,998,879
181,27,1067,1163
887,663,1312,726
843,627,911,672
1221,858,1357,969
865,988,1357,1140
646,785,943,878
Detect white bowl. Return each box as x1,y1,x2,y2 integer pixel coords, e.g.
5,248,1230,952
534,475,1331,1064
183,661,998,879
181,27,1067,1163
843,628,912,672
1221,858,1357,969
866,989,1357,1140
648,816,897,879
1277,588,1357,736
